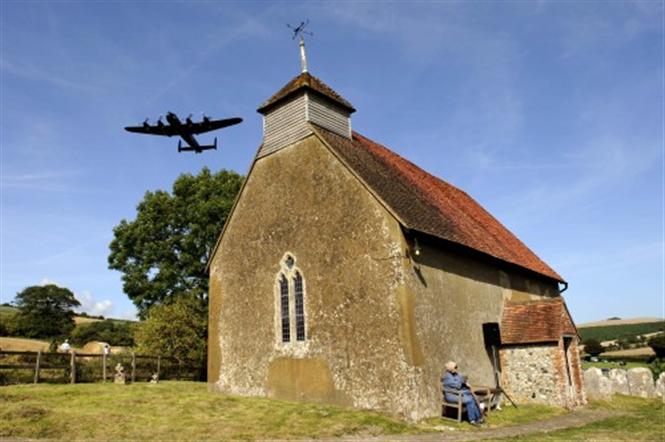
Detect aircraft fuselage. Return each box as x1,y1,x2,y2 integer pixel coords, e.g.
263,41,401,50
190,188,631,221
166,112,200,150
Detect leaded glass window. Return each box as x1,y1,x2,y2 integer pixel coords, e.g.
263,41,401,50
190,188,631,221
294,272,305,341
279,274,290,342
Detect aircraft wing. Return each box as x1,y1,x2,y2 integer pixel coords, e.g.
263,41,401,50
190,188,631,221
188,117,243,135
124,124,179,137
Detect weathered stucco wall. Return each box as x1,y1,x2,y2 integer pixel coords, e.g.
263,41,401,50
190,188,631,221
209,134,423,417
401,240,560,417
208,131,572,419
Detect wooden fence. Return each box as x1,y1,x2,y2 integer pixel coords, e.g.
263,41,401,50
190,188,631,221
0,350,201,385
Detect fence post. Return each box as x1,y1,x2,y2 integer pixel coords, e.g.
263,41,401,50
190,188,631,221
156,356,161,381
70,350,76,384
131,352,136,383
102,352,107,383
33,351,41,384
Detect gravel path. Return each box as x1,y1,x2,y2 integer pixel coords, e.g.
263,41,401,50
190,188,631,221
325,408,617,442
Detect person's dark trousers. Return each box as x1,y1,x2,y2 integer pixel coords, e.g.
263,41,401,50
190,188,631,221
463,394,482,422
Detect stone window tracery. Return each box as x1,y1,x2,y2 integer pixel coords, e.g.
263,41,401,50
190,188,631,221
275,254,307,346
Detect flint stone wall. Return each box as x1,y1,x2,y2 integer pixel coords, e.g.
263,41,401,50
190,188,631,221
500,345,562,405
584,367,659,399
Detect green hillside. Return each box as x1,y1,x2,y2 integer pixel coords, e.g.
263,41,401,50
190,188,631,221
578,321,665,342
0,305,17,323
0,304,133,327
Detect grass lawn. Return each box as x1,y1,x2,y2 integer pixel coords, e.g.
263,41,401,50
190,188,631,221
1,381,566,440
1,381,422,440
490,395,665,441
1,382,662,440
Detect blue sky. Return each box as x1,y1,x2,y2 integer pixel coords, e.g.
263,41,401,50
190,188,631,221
1,1,662,323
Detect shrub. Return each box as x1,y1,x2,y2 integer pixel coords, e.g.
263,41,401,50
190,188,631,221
69,320,135,347
648,334,665,359
584,338,605,357
649,358,665,379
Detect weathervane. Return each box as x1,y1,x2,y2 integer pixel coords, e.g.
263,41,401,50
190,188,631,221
287,20,313,73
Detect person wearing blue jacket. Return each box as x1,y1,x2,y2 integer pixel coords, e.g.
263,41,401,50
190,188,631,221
442,361,484,425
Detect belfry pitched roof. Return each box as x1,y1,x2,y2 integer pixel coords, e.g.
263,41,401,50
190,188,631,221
500,298,578,344
257,72,355,114
312,124,565,283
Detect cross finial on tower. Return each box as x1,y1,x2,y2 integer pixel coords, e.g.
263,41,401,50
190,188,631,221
287,20,313,73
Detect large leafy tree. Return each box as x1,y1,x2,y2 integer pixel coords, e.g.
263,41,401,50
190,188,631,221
13,284,81,339
108,168,243,318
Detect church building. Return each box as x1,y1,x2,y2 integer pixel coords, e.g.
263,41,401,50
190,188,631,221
207,43,585,420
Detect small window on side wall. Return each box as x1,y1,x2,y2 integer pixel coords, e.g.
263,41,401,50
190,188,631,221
275,254,307,345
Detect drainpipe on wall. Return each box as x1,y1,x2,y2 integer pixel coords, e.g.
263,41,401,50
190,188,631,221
559,281,569,294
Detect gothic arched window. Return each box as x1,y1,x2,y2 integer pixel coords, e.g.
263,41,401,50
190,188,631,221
275,254,307,345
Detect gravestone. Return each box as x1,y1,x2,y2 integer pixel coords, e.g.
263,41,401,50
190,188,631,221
626,368,655,398
114,363,126,385
608,369,629,395
583,367,612,399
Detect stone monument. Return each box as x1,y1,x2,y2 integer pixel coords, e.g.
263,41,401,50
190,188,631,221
114,363,126,385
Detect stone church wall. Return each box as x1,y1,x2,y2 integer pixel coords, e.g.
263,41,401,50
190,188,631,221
499,340,586,407
400,239,561,418
500,344,563,404
208,134,421,417
208,131,576,419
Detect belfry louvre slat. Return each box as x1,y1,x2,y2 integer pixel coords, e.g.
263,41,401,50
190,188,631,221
308,93,350,138
259,92,309,157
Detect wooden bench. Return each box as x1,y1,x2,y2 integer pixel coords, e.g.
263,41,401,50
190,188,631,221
442,387,494,422
442,387,466,422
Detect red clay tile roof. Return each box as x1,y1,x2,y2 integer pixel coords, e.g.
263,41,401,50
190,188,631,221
312,124,564,283
501,298,577,344
257,72,355,114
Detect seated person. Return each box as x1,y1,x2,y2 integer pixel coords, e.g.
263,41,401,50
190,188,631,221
441,361,484,425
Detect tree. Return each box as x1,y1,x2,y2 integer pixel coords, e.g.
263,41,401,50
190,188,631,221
134,296,207,378
648,334,665,359
584,338,605,357
69,320,135,347
108,168,243,318
12,284,80,339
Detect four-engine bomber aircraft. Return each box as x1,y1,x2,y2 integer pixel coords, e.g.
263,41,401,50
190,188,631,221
125,112,242,153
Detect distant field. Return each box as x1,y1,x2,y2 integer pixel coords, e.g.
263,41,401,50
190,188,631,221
578,317,663,328
0,337,50,352
601,347,655,358
577,321,665,342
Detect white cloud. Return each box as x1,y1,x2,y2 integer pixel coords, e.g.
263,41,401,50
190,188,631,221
74,289,114,317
